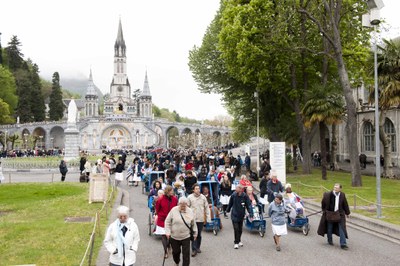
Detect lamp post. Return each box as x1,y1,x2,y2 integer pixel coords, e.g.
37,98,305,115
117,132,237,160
39,135,43,150
363,0,384,218
254,91,260,173
4,130,7,152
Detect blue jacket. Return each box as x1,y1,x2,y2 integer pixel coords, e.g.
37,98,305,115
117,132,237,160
226,192,253,222
268,201,288,226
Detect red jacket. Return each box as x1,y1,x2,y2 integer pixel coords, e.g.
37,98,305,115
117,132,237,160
155,195,178,227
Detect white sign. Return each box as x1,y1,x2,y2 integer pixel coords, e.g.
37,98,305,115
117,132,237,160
89,174,109,203
270,142,286,185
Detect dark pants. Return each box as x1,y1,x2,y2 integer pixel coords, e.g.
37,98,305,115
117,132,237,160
232,220,243,244
109,263,133,266
192,222,204,252
61,174,66,182
170,237,191,266
327,221,346,246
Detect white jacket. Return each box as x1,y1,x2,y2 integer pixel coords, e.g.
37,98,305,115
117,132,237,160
104,218,140,265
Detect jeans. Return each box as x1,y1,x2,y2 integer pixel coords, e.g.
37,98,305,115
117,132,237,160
192,222,203,252
327,221,346,246
232,221,243,244
170,237,191,266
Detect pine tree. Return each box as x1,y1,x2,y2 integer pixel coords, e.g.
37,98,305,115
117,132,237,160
49,72,64,121
14,69,33,123
6,35,24,72
30,64,46,121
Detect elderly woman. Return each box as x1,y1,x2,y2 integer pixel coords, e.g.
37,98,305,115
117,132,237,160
155,186,178,259
104,205,140,266
165,197,198,266
239,174,252,189
266,170,284,203
283,183,305,225
268,194,288,251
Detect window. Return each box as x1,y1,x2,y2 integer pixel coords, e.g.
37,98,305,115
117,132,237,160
363,122,374,152
384,118,396,152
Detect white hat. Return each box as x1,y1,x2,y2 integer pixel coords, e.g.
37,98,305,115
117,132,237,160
285,183,292,190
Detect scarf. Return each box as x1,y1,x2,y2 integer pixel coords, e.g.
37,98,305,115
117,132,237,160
115,220,128,259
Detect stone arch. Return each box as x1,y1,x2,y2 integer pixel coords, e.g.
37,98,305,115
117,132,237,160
166,126,179,148
213,131,222,147
101,125,132,150
49,126,65,149
32,127,46,149
154,125,163,146
181,128,192,135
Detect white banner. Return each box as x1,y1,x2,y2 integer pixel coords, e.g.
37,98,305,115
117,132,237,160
270,142,286,185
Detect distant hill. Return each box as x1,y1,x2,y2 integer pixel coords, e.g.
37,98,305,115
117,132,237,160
59,78,104,99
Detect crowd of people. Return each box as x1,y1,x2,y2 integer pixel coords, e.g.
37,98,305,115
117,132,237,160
71,147,350,266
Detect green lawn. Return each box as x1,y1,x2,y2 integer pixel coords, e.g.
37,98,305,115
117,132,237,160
287,169,400,225
0,183,113,265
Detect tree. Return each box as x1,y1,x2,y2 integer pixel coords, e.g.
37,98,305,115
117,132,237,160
0,65,18,114
6,35,24,72
299,0,371,186
30,64,46,121
49,72,64,121
14,68,33,123
368,38,400,178
0,98,14,124
302,86,345,180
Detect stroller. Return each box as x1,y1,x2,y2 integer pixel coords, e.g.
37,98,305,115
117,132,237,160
244,203,266,237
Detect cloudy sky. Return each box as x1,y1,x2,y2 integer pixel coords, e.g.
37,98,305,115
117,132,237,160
0,0,399,120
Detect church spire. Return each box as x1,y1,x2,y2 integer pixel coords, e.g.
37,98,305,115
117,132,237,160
86,69,97,97
114,18,126,57
141,70,151,97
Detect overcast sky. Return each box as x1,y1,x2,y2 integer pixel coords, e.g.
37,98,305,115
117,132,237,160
0,0,399,120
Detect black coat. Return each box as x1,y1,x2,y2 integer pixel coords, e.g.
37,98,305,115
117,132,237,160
259,178,269,198
226,192,253,222
317,191,351,238
220,182,232,196
266,180,283,203
115,163,124,173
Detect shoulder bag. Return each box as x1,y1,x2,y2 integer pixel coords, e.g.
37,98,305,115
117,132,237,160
325,210,341,222
180,211,194,241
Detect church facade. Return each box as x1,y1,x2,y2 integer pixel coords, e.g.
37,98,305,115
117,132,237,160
0,20,231,153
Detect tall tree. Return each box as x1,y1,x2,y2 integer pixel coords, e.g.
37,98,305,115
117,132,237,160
49,72,64,121
0,65,18,114
299,0,370,186
0,32,3,65
6,35,24,72
0,98,14,124
30,64,46,121
14,68,33,123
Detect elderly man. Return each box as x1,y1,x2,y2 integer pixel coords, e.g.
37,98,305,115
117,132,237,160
165,197,198,266
187,183,211,257
104,205,140,266
266,170,284,203
226,184,253,249
317,183,351,250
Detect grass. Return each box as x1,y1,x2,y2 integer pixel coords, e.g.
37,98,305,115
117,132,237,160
287,169,400,225
0,183,113,265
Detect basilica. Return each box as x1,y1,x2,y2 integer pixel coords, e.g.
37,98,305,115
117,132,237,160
0,20,231,153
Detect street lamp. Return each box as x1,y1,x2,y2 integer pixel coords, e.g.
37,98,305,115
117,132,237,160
50,137,54,149
254,91,260,173
363,0,384,218
39,135,43,149
4,130,7,152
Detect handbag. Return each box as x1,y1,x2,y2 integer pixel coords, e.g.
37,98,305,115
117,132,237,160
325,210,341,222
180,212,194,241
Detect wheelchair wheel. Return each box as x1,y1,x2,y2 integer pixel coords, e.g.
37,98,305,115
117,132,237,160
148,213,152,236
302,223,310,236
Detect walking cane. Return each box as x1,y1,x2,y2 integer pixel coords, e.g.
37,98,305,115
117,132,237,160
162,253,166,266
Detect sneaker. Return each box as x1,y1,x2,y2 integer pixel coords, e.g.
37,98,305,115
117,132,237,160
341,245,349,250
238,242,244,247
197,249,202,253
191,250,197,257
276,246,281,251
234,244,239,249
328,241,333,246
